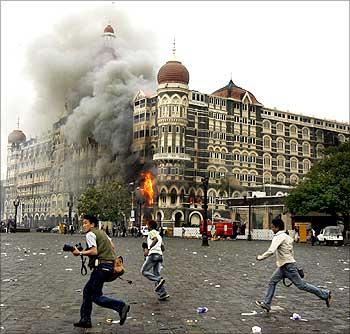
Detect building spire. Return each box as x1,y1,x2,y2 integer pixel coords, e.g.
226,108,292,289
17,116,20,129
171,37,176,60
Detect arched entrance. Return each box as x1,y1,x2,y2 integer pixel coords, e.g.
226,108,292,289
157,212,162,225
189,212,202,226
174,212,183,227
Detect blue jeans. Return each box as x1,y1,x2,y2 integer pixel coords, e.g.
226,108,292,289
80,263,125,323
141,254,167,297
264,262,329,306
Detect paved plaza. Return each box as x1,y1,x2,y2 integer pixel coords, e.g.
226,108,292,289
1,233,349,334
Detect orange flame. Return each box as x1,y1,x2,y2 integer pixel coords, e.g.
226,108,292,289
141,171,154,206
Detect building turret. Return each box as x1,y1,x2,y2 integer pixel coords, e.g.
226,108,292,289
98,24,117,60
8,129,26,145
154,40,190,183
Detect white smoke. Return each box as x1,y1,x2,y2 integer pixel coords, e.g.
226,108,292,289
24,7,158,180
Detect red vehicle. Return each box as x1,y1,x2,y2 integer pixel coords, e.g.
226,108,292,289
200,218,239,238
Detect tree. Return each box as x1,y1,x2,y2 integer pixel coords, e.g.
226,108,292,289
77,180,131,223
285,142,350,230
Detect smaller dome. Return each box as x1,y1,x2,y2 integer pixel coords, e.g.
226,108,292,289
8,129,26,144
157,60,189,85
104,25,115,34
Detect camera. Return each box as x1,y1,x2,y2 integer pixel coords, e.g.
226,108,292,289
63,242,83,252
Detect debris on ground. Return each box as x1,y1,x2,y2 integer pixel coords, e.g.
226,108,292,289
241,311,257,316
252,325,262,333
197,307,208,314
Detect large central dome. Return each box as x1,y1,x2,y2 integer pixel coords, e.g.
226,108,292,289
157,60,189,85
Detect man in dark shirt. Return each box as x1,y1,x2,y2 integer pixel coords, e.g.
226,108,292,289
72,214,130,328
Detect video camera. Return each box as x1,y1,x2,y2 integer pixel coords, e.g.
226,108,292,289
63,242,83,252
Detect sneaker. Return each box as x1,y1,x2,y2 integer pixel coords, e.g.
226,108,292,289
158,293,170,301
119,304,130,326
325,291,332,308
73,321,92,328
255,300,271,312
155,278,165,292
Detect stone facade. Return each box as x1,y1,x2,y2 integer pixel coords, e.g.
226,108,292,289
132,57,349,229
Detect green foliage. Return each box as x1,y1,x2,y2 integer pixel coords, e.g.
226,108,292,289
77,180,131,222
285,142,350,222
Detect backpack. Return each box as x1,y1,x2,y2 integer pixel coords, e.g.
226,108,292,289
105,255,125,282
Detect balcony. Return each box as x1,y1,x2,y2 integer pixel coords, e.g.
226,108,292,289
153,153,191,162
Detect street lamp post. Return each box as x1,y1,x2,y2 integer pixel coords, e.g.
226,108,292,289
13,198,20,233
202,177,209,246
243,195,255,241
128,182,135,227
67,193,73,228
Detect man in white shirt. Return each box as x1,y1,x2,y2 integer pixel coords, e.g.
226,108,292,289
255,218,331,312
141,220,169,300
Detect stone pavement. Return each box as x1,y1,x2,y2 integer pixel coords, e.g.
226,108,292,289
1,233,349,334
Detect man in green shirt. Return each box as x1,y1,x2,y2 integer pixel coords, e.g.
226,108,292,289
72,214,130,328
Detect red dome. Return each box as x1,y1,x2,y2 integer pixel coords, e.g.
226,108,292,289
104,25,114,34
8,130,26,144
157,60,189,85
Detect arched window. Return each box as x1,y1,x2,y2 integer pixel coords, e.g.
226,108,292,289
233,150,240,161
209,168,216,179
303,159,311,173
276,137,285,152
290,174,299,185
302,142,310,156
316,144,324,158
290,125,298,137
276,122,285,135
302,127,310,139
263,136,271,150
250,153,257,164
170,189,177,205
239,170,248,183
263,120,271,132
290,157,299,172
277,173,285,184
250,171,257,184
208,190,216,204
160,189,167,204
290,140,298,154
263,154,271,169
339,134,345,142
233,169,240,182
316,129,323,142
263,172,272,184
277,155,285,170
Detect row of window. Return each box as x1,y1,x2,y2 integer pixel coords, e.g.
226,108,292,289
208,96,226,106
263,137,324,157
261,110,349,131
159,105,186,118
158,167,184,175
263,155,311,173
233,135,256,144
233,116,256,125
208,112,226,120
209,132,226,140
159,146,186,154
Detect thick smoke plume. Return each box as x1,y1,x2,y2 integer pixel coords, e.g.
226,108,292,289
25,7,157,182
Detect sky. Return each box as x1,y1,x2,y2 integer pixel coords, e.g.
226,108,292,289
1,0,349,179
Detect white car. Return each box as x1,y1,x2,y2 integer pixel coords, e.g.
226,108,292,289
50,226,60,233
317,226,343,245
